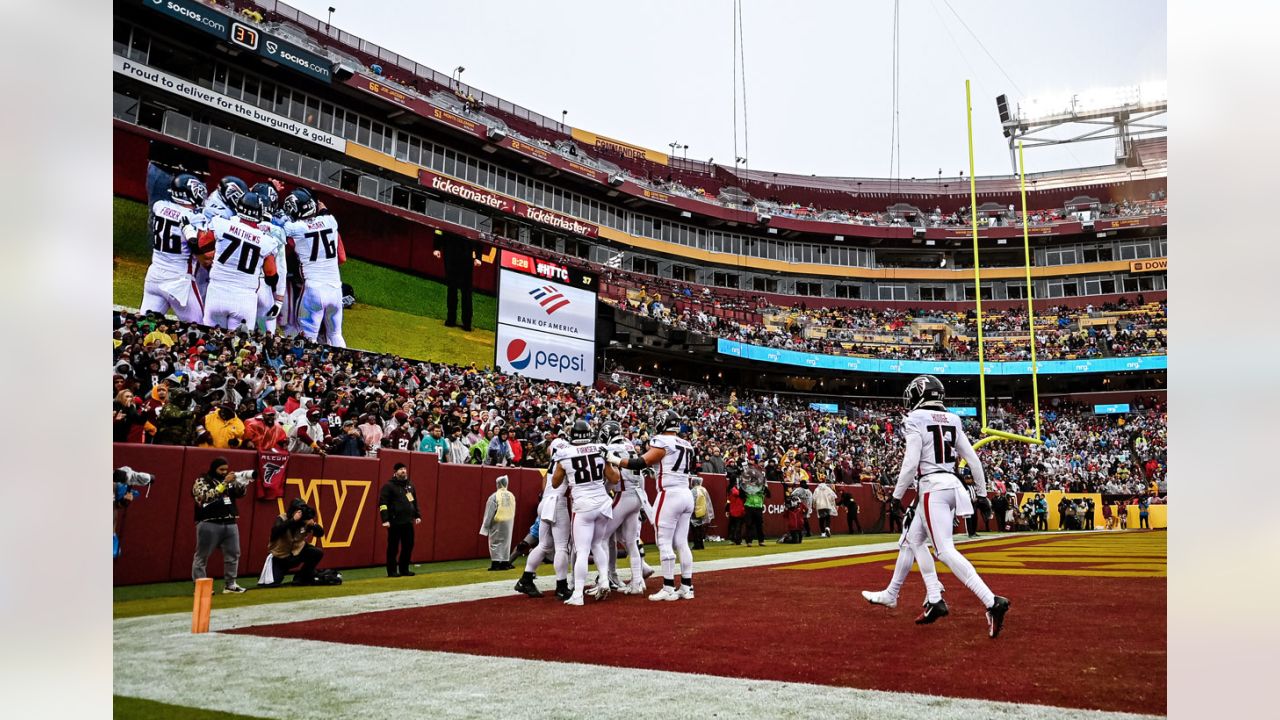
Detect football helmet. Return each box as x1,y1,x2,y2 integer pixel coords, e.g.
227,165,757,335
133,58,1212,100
218,176,248,205
599,420,623,444
234,191,267,223
569,419,594,445
903,374,946,411
653,409,683,433
251,182,279,215
282,188,317,220
169,174,208,206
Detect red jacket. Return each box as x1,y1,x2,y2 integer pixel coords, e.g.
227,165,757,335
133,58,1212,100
243,417,288,451
728,487,745,517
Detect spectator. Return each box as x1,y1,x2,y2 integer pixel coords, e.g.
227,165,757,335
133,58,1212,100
153,386,197,446
725,484,746,545
243,409,287,451
480,475,516,570
288,409,328,455
201,402,246,449
261,499,326,586
813,480,838,538
379,462,421,577
328,420,366,456
113,390,148,444
739,460,768,547
446,428,470,464
190,457,249,593
838,489,862,533
418,424,449,458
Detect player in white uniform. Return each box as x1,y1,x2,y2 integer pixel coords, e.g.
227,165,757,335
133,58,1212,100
196,192,286,331
860,375,1011,638
196,176,248,301
608,409,697,601
550,419,621,606
141,174,208,322
597,420,655,594
283,188,347,347
250,182,289,334
514,431,577,600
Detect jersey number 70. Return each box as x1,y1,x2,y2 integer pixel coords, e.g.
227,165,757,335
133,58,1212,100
218,235,262,274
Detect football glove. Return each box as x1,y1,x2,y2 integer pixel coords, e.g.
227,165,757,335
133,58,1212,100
265,299,283,319
605,451,625,466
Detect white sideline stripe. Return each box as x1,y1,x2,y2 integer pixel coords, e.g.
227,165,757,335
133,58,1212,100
114,628,1161,720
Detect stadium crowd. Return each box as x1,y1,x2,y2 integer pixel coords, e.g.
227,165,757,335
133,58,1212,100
112,310,1166,505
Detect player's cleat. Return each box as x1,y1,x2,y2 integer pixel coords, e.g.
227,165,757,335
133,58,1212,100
641,563,656,579
676,586,695,600
623,581,646,595
222,583,247,594
861,590,897,609
590,582,611,601
563,594,584,606
554,586,573,601
514,576,542,598
986,596,1010,638
915,598,950,624
649,586,680,602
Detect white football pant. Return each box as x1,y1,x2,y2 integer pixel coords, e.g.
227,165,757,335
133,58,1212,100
202,286,257,331
298,282,346,347
652,487,694,582
604,490,643,583
570,501,613,595
140,275,204,323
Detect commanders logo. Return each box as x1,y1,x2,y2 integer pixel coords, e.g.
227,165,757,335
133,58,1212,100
275,478,372,548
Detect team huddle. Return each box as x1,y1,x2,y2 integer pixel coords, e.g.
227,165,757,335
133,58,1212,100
142,174,347,346
514,410,697,605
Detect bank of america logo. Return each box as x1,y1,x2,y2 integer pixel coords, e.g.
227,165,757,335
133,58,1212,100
529,285,570,315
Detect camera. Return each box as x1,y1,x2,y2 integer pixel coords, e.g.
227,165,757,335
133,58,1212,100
114,466,154,488
228,469,256,487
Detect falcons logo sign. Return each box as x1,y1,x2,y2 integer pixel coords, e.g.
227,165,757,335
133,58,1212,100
256,451,290,500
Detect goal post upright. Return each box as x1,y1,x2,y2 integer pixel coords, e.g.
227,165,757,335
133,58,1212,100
964,79,990,431
1017,140,1043,441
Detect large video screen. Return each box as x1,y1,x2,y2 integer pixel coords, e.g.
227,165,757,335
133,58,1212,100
494,249,597,385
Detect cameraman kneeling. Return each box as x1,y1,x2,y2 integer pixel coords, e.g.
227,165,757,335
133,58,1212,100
262,499,326,586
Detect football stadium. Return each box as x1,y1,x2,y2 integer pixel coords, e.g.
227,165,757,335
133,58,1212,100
110,1,1167,718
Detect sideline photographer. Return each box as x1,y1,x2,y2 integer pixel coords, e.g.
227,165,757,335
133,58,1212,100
113,467,154,558
191,458,254,593
260,499,328,586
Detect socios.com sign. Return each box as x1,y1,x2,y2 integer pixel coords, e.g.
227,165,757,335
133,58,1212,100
495,325,594,386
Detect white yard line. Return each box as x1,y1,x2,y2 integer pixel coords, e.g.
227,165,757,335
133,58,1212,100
118,532,1164,719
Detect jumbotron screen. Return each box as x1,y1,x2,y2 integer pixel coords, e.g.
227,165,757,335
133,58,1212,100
494,249,597,386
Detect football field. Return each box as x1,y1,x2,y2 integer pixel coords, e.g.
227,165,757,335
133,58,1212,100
114,531,1165,719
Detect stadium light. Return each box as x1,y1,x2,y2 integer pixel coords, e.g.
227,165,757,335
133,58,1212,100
561,110,568,124
326,6,335,30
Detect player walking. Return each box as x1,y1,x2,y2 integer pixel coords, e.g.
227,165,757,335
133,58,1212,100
141,174,208,322
195,192,285,332
550,419,620,606
609,409,696,601
861,375,1010,638
514,430,576,600
283,188,347,347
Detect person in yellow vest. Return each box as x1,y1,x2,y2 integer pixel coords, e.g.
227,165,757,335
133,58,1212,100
480,475,517,571
689,476,715,550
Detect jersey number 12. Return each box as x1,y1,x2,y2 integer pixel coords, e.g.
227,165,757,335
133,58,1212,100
927,425,957,464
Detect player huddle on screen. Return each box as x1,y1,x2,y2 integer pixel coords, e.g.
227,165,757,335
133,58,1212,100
143,174,347,346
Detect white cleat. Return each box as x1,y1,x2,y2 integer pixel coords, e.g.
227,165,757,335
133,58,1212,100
623,582,646,595
590,583,611,601
861,590,898,609
563,593,584,606
676,586,694,600
649,586,679,602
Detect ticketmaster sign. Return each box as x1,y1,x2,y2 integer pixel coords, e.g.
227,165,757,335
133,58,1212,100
716,339,1167,376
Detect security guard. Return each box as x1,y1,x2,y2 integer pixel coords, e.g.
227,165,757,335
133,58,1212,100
480,475,516,570
379,462,421,577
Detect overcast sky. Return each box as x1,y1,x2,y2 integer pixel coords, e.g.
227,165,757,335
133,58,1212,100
287,0,1166,179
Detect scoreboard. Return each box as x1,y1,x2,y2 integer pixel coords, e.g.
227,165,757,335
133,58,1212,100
494,249,597,386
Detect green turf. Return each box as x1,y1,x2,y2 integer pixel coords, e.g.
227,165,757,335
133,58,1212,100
112,196,497,366
113,533,896,619
114,696,268,720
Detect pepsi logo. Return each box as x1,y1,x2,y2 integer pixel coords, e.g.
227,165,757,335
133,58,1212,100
506,339,531,369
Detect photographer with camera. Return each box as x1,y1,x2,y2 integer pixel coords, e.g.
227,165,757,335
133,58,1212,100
113,466,154,558
260,498,328,586
191,457,253,593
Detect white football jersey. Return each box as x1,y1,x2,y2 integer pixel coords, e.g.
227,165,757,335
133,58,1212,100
204,216,283,293
552,442,611,505
285,214,343,287
606,439,642,491
202,191,235,224
148,200,200,277
903,408,967,478
650,433,695,491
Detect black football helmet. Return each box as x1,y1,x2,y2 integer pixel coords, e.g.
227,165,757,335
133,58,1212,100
654,409,683,433
282,188,317,221
903,375,946,411
218,176,248,205
599,420,623,444
234,191,267,223
170,174,208,206
569,419,594,445
251,182,279,215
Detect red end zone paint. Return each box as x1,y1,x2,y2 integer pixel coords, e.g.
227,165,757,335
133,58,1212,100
233,537,1166,715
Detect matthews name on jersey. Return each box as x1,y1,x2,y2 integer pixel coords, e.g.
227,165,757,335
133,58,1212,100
553,442,611,506
649,434,696,490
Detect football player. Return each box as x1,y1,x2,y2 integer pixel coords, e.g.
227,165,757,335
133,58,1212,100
195,176,249,301
195,192,285,331
608,409,697,601
141,174,208,322
549,419,620,606
598,420,654,594
861,375,1010,637
250,182,289,334
283,188,347,347
514,429,575,599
